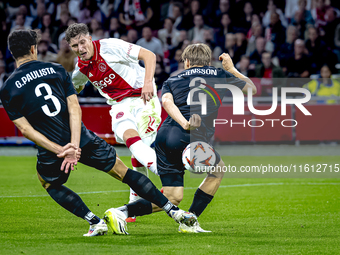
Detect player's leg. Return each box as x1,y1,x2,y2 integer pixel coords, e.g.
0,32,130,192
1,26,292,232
115,125,190,219
188,155,225,217
117,175,185,217
114,98,161,222
161,186,184,207
126,155,147,222
105,158,196,226
110,98,160,176
178,153,225,233
122,127,154,222
78,131,197,231
110,103,155,222
131,95,162,178
36,164,107,237
126,133,158,222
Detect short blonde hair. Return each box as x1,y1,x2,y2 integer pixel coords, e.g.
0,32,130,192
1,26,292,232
181,43,211,67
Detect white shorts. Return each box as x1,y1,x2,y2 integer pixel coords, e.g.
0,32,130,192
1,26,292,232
109,96,162,145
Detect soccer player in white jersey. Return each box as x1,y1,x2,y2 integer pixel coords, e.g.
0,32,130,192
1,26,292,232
65,23,161,222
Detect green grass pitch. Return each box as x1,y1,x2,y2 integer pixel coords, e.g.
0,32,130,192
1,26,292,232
0,155,339,254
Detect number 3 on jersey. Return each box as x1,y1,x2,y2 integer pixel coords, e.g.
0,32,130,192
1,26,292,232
35,83,61,117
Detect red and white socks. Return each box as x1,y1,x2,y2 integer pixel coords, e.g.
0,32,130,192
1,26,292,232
126,136,158,175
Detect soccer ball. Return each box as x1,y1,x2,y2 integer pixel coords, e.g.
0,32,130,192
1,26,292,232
182,141,216,174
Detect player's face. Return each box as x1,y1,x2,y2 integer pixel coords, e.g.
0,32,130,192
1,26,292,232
69,34,94,61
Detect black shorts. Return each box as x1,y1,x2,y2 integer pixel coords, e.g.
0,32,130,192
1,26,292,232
155,125,221,187
37,131,116,186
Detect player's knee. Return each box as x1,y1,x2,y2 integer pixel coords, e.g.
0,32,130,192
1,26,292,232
39,179,51,190
108,157,128,181
37,172,51,189
122,129,139,143
212,159,225,179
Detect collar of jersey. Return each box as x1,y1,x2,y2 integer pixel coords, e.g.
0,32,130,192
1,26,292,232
78,41,99,66
18,60,38,68
186,65,209,70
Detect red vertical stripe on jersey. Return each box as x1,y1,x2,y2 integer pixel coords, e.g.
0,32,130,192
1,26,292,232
77,40,142,102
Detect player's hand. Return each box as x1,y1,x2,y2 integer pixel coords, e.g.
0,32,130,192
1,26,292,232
57,144,81,174
185,114,201,130
141,81,154,105
58,148,80,174
57,143,81,160
219,53,234,71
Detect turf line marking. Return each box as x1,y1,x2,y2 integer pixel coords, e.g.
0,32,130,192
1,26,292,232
0,182,339,198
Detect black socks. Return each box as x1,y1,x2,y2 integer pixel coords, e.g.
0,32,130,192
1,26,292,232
122,169,169,208
189,188,214,217
125,199,153,217
46,185,100,225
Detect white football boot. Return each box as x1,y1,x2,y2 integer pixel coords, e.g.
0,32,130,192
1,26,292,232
169,209,198,226
83,219,108,237
178,222,212,233
104,208,129,235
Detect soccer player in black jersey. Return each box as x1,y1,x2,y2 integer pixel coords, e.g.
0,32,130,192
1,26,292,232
0,30,198,236
115,44,257,232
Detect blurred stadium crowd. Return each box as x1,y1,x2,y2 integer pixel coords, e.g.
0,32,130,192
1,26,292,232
0,0,340,100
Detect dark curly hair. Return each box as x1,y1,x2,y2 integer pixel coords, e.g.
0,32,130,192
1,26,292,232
8,29,40,59
65,23,89,44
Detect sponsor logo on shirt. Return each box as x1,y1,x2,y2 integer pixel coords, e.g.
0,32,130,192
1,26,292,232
92,73,116,89
116,112,124,119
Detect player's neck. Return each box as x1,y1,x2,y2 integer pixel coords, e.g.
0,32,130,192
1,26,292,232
16,55,37,68
187,65,204,69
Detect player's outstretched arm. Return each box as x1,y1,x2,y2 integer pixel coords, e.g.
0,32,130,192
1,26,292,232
51,94,83,173
138,47,156,104
219,53,257,95
72,66,88,94
13,117,65,154
12,117,80,172
162,93,200,130
67,94,82,148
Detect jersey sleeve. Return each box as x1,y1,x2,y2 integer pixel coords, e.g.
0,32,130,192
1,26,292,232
0,86,23,121
100,38,141,63
72,64,89,90
223,69,246,90
161,80,172,96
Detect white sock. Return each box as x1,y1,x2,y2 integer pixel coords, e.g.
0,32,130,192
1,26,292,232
116,205,129,218
126,136,158,175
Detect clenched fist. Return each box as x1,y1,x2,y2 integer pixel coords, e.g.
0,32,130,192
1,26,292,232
219,53,234,71
184,114,201,130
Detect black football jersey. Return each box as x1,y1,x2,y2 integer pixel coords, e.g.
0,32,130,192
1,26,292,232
0,60,92,160
161,66,246,140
